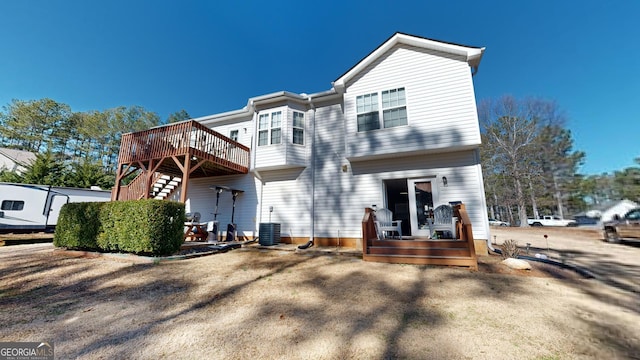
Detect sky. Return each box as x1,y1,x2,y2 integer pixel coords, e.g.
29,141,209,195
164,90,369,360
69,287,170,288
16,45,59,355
0,0,638,175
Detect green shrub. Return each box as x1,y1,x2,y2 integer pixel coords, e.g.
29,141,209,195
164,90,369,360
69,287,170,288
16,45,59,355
54,202,105,250
98,199,185,255
55,199,186,256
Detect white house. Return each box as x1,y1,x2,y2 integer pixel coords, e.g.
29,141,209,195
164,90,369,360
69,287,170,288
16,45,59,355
113,33,491,259
0,147,36,175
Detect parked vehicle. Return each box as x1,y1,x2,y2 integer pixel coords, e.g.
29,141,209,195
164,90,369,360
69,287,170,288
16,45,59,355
488,218,510,226
527,215,576,227
0,182,111,233
603,208,640,243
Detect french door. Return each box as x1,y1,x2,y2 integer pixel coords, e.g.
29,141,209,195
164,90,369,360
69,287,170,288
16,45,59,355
407,178,437,237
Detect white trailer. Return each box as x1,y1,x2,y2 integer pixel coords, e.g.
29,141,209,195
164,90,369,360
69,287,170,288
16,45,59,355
0,182,111,233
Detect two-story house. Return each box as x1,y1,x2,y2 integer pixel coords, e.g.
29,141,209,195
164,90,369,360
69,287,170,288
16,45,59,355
112,32,490,264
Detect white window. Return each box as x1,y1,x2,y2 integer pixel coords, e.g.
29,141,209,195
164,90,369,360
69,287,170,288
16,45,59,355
292,112,304,145
356,92,379,132
229,129,239,142
270,111,282,145
258,111,282,146
382,88,407,128
356,87,407,132
258,114,269,146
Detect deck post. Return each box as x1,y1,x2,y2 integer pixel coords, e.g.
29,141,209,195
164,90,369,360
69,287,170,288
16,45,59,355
362,208,376,255
180,155,191,203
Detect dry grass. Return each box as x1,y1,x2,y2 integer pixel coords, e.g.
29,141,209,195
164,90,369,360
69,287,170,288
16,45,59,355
0,229,639,359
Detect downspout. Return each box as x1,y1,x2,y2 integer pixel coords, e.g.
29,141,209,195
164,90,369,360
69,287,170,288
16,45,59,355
298,96,316,249
249,104,264,237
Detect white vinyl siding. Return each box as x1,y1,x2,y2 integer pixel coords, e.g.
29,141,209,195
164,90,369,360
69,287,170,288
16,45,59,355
349,151,488,241
185,175,262,238
254,106,308,170
188,39,489,243
345,44,481,159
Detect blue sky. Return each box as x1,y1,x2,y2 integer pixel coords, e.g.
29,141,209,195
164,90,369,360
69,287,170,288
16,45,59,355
1,0,638,175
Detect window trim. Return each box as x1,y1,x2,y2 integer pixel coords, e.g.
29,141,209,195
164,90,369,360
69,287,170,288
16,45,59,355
356,92,380,132
229,129,239,142
270,111,282,145
292,111,305,145
257,114,269,146
356,87,409,132
256,109,286,146
257,111,283,146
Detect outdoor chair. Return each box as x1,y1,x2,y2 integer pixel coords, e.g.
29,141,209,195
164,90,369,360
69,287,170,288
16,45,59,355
374,208,402,239
430,204,456,239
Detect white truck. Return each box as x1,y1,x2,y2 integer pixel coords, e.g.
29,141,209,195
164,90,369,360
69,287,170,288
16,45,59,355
527,215,576,227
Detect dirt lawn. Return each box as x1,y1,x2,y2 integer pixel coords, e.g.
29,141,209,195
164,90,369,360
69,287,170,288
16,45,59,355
1,228,639,359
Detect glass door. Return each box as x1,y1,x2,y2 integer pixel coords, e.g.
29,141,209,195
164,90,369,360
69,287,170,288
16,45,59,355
407,178,437,237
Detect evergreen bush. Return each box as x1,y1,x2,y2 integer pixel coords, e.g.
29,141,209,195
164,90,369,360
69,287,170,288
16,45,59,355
54,202,104,250
55,199,186,256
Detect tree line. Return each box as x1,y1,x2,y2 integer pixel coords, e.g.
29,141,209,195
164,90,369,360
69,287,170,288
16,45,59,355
0,98,190,189
480,95,640,227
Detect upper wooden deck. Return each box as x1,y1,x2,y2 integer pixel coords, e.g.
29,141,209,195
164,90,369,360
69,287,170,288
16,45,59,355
117,120,250,177
112,120,250,202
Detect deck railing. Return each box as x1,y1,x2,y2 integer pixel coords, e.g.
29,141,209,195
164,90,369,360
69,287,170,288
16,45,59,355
454,203,477,259
113,172,162,201
117,120,250,173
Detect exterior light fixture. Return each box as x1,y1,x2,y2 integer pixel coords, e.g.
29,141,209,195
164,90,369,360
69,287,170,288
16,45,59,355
442,176,448,187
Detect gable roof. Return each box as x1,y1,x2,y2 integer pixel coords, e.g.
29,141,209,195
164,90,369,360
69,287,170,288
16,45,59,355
332,32,485,94
0,147,36,166
191,32,484,126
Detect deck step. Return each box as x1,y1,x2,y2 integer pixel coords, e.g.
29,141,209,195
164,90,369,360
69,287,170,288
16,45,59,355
363,253,477,269
150,175,182,200
371,239,467,249
367,246,470,257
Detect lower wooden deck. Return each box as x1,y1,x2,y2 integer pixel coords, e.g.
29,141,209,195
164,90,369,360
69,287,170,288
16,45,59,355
362,238,478,269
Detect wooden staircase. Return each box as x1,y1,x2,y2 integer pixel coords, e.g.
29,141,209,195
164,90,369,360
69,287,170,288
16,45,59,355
361,205,478,270
152,175,181,200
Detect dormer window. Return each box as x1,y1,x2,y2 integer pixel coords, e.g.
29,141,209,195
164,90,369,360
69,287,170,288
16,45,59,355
356,87,407,132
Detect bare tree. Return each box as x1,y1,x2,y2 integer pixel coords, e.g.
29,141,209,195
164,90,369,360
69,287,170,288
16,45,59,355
478,96,571,226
